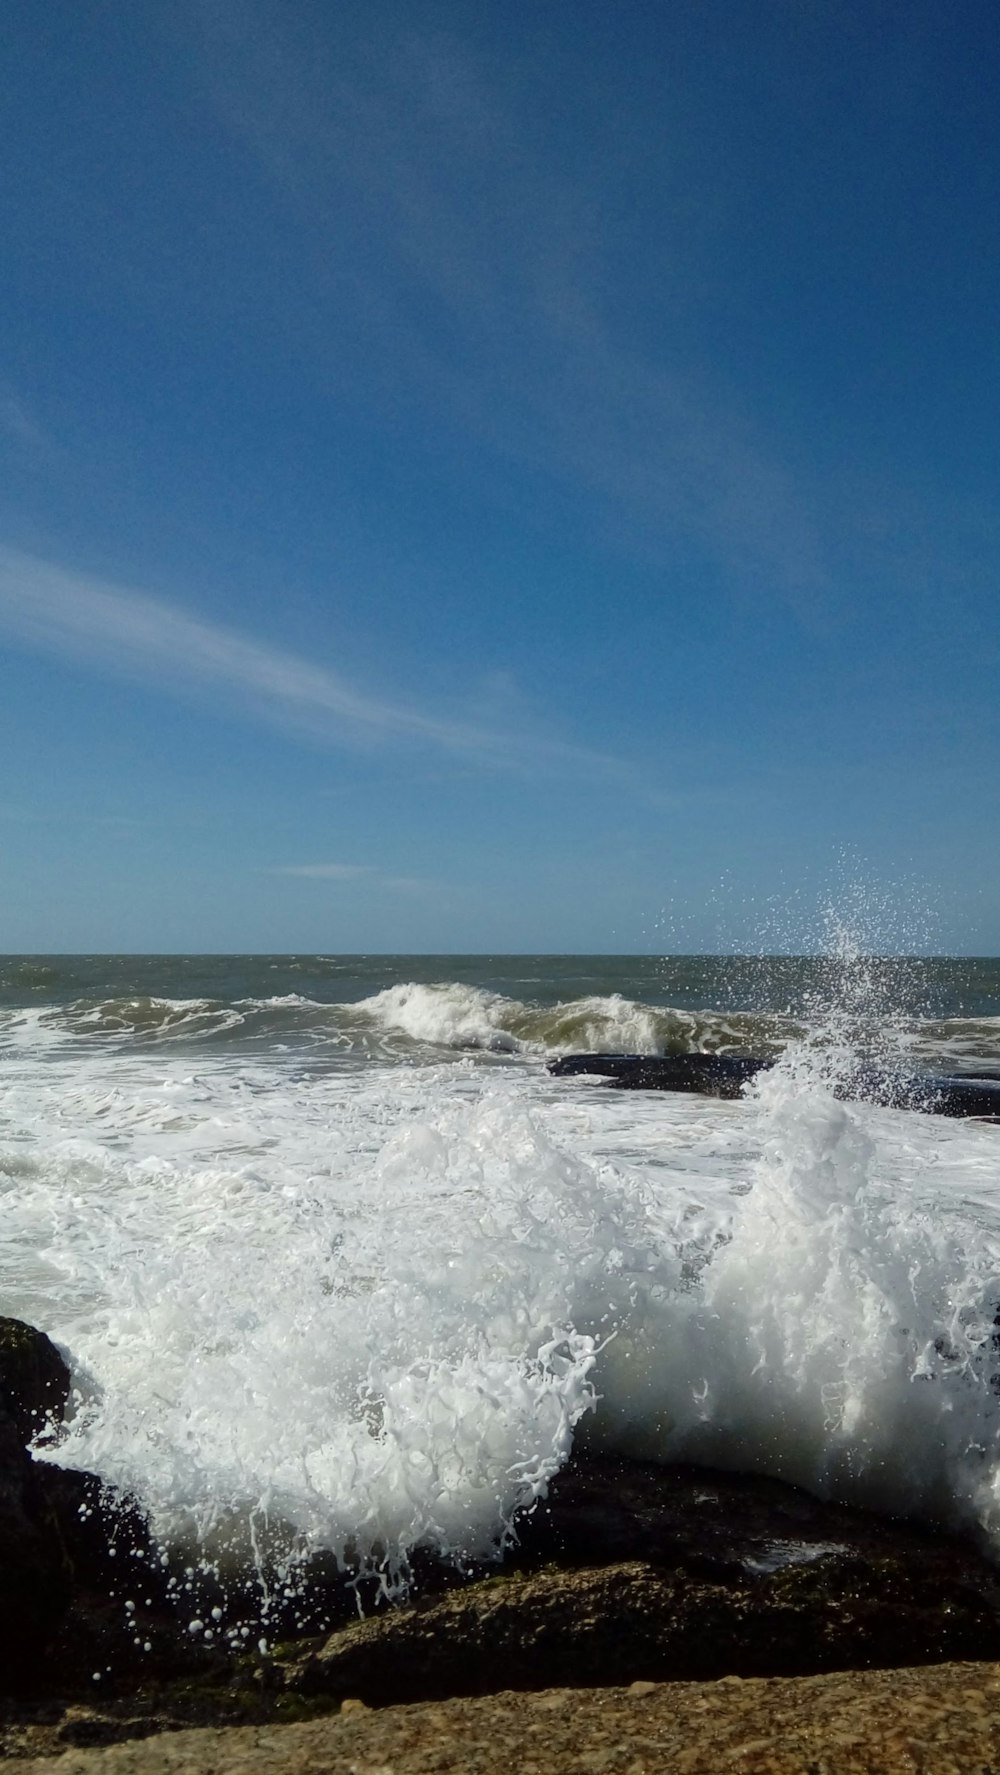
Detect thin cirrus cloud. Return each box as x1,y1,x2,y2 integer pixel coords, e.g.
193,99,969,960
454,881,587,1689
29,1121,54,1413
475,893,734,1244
192,10,831,620
267,863,372,880
265,863,434,895
0,546,624,780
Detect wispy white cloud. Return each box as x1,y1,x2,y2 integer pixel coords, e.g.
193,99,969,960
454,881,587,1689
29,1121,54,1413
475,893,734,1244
382,875,437,895
265,862,436,896
185,6,831,617
0,546,626,780
265,862,371,880
0,391,50,455
0,798,150,829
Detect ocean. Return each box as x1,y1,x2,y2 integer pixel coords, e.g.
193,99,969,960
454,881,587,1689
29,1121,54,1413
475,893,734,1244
2,950,1000,1636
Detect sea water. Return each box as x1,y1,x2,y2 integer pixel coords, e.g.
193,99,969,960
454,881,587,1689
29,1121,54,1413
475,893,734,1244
1,952,999,1628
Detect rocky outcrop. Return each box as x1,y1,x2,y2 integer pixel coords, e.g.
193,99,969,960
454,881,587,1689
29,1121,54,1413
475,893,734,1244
0,1415,74,1686
284,1463,1000,1704
292,1549,1000,1705
548,1052,1000,1116
510,1451,1000,1605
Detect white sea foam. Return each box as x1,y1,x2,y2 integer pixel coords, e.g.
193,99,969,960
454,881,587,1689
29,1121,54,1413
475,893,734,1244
585,1061,1000,1539
235,994,322,1009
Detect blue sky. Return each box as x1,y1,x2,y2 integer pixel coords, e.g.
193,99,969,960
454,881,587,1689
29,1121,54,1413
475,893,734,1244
2,0,998,953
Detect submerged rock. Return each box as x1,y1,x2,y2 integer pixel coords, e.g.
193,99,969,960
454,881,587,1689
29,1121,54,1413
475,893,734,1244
548,1051,1000,1117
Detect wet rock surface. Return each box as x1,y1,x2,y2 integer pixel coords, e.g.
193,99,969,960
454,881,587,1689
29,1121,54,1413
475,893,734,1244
514,1450,1000,1602
0,1320,219,1703
285,1459,1000,1705
0,1322,78,1679
0,1417,74,1686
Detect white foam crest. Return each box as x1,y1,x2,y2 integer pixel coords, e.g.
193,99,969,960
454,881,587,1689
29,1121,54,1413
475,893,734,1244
0,1003,79,1053
691,1070,1000,1524
353,981,527,1052
922,1017,1000,1070
235,994,323,1010
26,997,250,1045
354,982,686,1057
527,993,667,1055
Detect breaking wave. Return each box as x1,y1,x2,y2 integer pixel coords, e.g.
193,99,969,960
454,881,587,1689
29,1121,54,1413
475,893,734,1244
3,976,997,1075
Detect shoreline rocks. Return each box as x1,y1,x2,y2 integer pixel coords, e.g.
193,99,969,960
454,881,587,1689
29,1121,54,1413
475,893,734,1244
5,1315,1000,1760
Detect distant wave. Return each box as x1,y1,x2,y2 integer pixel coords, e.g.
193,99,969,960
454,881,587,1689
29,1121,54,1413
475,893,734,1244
2,978,997,1071
351,981,799,1058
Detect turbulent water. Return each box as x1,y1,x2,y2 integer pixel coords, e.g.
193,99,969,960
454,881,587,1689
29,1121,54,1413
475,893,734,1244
3,951,1000,1635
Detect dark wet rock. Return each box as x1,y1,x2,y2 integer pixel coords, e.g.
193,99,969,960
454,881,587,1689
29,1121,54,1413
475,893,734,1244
549,1052,766,1096
510,1452,1000,1597
39,1467,164,1597
284,1549,1000,1706
0,1417,73,1688
0,1321,223,1700
0,1317,70,1445
548,1052,1000,1117
31,1466,216,1698
0,1318,77,1682
279,1456,1000,1707
0,1450,216,1700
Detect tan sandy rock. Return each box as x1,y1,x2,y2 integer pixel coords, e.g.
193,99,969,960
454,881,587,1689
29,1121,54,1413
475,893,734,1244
12,1661,1000,1775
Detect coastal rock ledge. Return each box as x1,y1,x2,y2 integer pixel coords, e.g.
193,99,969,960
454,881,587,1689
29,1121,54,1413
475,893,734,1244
12,1663,1000,1775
